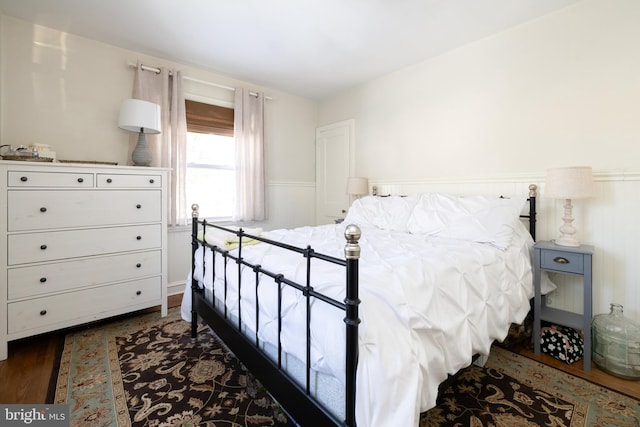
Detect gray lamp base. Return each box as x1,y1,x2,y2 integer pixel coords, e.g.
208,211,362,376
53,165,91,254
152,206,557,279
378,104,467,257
132,132,152,166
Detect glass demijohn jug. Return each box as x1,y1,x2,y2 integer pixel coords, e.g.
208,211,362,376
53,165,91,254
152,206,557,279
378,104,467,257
591,303,640,380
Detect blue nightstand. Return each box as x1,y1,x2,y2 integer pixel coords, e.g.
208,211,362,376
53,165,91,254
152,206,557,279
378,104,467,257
533,241,593,371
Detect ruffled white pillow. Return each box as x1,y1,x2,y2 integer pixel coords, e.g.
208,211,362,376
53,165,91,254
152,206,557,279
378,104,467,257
344,195,419,232
406,193,526,250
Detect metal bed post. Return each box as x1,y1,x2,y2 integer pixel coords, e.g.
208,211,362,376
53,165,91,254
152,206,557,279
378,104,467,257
528,184,537,241
344,224,361,427
190,204,200,338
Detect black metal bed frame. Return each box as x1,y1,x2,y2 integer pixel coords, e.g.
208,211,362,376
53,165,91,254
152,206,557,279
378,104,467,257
190,207,361,426
190,184,537,427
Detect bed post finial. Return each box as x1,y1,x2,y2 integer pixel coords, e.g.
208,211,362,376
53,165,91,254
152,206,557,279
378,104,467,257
529,184,537,197
344,224,361,259
191,204,199,218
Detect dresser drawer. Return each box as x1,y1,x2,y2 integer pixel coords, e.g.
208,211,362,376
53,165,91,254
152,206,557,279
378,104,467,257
7,250,162,299
8,190,161,231
7,276,161,334
8,224,161,265
540,249,584,274
97,173,162,188
7,171,94,188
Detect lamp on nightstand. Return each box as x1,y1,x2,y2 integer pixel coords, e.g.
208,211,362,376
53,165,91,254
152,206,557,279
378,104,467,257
118,99,162,166
545,166,594,247
346,177,369,204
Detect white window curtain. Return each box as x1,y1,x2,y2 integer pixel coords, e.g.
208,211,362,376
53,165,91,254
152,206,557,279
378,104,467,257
233,88,267,221
131,62,187,226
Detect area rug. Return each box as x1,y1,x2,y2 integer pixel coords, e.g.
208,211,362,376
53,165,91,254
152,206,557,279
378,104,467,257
53,307,640,427
421,349,640,426
53,307,293,426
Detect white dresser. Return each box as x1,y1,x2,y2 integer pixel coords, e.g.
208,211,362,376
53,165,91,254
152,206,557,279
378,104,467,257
0,161,168,360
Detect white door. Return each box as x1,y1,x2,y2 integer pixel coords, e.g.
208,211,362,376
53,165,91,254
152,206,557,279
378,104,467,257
315,120,354,225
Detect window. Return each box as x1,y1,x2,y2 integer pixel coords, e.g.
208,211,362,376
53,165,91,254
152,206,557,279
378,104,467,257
185,100,235,219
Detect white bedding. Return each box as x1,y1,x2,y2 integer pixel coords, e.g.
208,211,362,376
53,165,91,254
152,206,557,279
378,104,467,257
182,218,535,427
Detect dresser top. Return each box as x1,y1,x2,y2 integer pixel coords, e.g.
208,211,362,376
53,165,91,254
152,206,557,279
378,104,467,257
0,160,170,173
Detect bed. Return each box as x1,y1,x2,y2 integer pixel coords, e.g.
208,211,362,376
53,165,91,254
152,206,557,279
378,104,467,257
183,185,538,427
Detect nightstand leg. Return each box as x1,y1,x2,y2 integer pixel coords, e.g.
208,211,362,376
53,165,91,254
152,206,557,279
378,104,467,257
533,249,542,355
583,254,593,372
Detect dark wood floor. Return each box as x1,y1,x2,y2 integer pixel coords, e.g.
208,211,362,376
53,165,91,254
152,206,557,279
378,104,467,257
1,294,638,404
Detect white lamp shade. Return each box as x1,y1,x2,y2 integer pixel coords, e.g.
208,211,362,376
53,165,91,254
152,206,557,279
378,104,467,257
118,99,162,134
346,177,369,196
545,166,594,199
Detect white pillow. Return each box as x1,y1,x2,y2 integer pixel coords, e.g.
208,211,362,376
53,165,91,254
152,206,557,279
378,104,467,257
344,195,418,232
406,193,526,250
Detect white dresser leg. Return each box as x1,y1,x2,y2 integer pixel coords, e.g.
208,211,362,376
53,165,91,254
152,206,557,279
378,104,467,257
0,340,8,361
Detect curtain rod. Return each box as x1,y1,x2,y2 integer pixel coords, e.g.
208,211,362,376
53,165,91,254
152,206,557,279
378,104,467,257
128,63,270,99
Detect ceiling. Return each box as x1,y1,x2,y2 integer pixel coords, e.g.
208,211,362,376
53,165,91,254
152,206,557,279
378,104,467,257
0,0,582,100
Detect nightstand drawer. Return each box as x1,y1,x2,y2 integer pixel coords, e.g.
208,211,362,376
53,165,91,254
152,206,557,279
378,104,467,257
540,249,584,274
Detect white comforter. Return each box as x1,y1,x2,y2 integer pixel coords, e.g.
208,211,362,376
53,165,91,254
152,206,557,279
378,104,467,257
184,222,534,427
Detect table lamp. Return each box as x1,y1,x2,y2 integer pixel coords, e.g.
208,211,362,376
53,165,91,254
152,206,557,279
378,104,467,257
118,99,161,166
545,166,594,247
346,177,369,204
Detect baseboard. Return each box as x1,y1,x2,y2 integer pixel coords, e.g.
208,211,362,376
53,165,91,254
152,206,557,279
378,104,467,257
168,281,185,297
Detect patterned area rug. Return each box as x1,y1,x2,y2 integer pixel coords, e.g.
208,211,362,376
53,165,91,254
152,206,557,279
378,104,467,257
53,307,640,427
54,307,293,426
421,348,640,426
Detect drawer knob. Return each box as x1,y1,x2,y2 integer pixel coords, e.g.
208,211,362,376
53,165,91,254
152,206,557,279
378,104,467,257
136,263,142,268
149,179,155,184
136,290,142,295
40,207,47,213
40,309,47,316
553,256,570,264
40,244,47,250
40,277,47,283
20,176,28,182
136,235,142,240
77,177,84,183
136,204,142,209
106,178,113,183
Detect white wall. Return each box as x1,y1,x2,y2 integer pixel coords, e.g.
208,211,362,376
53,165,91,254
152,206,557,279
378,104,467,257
318,0,640,322
319,0,640,177
0,15,318,290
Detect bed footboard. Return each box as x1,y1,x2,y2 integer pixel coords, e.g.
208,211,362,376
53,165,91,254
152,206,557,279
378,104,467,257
190,205,360,427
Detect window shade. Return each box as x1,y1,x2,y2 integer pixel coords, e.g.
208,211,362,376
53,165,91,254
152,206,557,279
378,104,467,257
185,99,234,137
